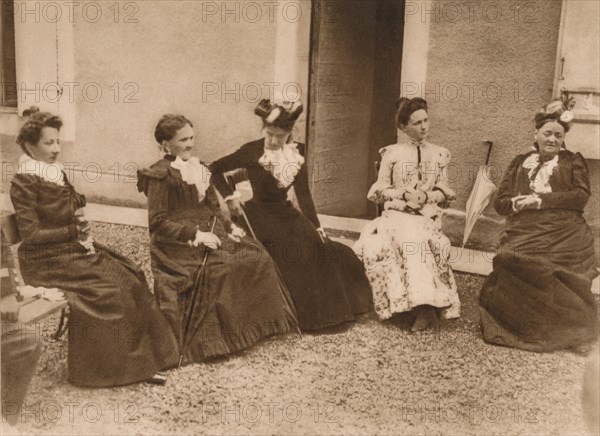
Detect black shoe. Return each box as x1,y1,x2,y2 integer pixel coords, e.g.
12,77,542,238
411,306,437,332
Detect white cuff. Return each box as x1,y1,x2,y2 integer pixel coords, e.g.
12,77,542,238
224,191,242,202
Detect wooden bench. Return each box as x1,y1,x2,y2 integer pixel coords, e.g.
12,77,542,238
1,214,68,335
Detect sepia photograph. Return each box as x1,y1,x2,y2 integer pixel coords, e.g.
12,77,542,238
1,0,599,434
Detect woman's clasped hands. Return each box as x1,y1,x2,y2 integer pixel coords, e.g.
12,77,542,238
512,194,542,212
74,208,91,240
404,189,427,209
75,208,95,254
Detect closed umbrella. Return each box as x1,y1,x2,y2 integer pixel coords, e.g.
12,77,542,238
463,141,497,247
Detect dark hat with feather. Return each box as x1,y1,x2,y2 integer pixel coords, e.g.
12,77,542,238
255,99,303,130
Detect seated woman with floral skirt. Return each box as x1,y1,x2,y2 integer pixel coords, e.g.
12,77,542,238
354,97,461,331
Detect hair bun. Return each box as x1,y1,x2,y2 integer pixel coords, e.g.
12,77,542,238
22,106,40,117
395,97,428,128
395,97,409,111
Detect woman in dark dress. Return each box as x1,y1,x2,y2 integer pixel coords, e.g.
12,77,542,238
210,100,372,331
479,96,599,352
9,110,178,387
137,114,296,364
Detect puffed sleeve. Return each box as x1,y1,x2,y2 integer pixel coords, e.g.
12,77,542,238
292,143,320,228
493,155,523,216
137,167,197,242
209,143,251,200
538,152,590,211
426,147,456,206
10,175,78,244
368,146,406,204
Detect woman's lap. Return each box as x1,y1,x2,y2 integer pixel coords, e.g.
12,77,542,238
243,200,372,330
19,243,179,386
355,210,459,319
151,235,293,362
480,246,599,351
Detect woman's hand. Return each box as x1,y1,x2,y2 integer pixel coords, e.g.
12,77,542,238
404,190,427,205
74,208,91,239
191,230,221,250
76,222,91,240
381,188,404,201
513,195,541,212
229,223,246,239
316,227,327,243
227,198,245,219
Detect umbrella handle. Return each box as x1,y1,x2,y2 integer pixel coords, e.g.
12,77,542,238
483,141,493,166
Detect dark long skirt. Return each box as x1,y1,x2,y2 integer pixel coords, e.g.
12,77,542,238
151,232,295,364
18,242,179,387
479,209,599,352
244,199,373,331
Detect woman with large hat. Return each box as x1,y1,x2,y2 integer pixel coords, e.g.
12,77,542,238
210,100,372,331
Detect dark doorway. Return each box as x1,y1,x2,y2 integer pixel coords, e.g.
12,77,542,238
306,0,405,218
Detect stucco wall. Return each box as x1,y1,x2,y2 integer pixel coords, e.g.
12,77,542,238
423,0,562,213
76,0,305,205
2,0,311,206
420,0,598,251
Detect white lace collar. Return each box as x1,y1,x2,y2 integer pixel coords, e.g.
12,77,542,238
523,153,559,194
258,142,305,188
17,154,65,186
170,156,211,201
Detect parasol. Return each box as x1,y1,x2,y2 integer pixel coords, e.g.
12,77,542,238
463,140,497,247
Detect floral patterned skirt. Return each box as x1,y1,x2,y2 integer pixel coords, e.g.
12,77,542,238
354,210,460,320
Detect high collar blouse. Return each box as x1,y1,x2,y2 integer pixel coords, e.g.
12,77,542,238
368,140,456,204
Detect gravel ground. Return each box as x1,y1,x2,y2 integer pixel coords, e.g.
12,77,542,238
5,222,599,435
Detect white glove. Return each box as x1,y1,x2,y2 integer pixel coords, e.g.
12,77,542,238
227,223,247,242
190,230,221,250
317,227,327,243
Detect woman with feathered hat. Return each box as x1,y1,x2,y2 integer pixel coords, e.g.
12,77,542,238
210,100,372,332
479,93,599,352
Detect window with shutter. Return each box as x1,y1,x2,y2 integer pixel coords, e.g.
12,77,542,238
10,1,75,140
554,0,600,159
1,0,17,107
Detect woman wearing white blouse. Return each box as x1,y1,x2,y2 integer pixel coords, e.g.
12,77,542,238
354,97,460,331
